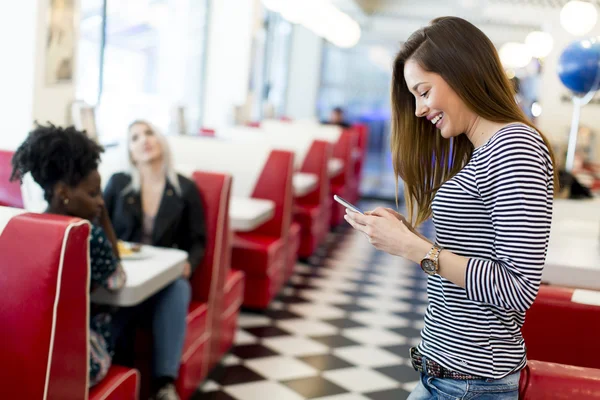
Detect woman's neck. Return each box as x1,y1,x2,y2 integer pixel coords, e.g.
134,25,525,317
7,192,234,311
465,117,514,149
138,160,166,186
46,204,62,215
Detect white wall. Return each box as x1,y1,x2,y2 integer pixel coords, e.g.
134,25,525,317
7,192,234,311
536,11,600,157
0,0,38,150
285,25,323,120
202,0,259,129
0,0,78,151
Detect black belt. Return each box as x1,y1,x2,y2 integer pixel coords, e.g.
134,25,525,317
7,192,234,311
409,347,485,381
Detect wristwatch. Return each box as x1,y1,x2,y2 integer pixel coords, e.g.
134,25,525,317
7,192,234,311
420,243,443,276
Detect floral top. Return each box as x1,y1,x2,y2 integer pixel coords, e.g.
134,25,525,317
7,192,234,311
89,225,126,387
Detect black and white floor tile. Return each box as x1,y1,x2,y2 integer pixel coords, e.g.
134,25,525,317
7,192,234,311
193,202,434,400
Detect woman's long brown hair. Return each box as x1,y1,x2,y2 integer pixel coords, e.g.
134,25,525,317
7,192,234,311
391,16,558,227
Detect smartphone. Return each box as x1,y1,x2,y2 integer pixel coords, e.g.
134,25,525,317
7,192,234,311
334,195,364,214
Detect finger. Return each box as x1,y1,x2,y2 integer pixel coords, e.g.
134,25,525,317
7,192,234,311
344,214,369,233
346,209,372,225
369,207,394,219
345,208,366,220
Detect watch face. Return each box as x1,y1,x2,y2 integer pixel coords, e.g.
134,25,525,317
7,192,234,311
421,259,436,275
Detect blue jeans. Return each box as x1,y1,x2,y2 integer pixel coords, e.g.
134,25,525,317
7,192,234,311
113,278,191,379
408,372,520,400
407,352,519,400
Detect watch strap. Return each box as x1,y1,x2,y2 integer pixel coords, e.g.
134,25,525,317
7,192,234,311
422,243,442,275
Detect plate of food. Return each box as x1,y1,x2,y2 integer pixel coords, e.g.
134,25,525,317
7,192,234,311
117,241,150,260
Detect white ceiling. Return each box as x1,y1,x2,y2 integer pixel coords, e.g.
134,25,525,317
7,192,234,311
330,0,570,46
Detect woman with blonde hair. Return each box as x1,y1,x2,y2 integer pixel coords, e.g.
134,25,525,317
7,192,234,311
104,120,206,400
345,17,556,399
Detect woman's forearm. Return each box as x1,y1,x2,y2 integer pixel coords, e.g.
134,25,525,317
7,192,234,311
437,250,469,288
407,237,469,288
99,210,121,259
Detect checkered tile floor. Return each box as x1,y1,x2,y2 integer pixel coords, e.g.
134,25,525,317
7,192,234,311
193,202,434,400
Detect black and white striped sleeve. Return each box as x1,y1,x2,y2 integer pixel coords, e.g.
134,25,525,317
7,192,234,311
465,130,553,311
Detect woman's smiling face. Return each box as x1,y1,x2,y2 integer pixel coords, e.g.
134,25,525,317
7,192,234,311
404,59,476,139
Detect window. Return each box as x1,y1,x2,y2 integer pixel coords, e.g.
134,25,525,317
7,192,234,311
76,0,209,143
318,43,395,198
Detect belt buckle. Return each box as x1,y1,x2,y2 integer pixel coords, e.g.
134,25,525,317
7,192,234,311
409,347,420,372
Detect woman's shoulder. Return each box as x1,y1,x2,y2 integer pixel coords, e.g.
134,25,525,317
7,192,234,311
478,123,548,158
90,225,110,247
176,173,195,190
104,172,132,193
175,174,203,199
109,172,132,185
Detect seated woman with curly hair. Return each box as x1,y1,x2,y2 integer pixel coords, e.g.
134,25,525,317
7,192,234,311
10,123,126,387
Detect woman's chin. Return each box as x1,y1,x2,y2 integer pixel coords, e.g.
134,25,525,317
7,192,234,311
439,128,451,139
439,126,458,140
136,155,160,165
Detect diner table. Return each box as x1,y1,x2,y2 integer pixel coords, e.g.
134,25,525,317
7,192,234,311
328,158,344,177
293,172,318,197
91,245,188,307
230,196,275,232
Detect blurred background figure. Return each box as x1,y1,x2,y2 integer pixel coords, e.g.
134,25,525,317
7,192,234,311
325,106,351,128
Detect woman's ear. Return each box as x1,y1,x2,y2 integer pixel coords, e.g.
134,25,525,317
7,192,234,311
53,181,70,204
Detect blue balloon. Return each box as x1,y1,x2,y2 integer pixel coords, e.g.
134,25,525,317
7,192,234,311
557,37,600,94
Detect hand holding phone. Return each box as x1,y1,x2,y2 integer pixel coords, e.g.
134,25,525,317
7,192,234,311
334,195,363,215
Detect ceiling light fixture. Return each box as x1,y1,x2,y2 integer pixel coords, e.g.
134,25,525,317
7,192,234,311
261,0,361,48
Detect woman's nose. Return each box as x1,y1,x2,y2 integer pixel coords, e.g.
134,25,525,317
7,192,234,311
415,102,428,118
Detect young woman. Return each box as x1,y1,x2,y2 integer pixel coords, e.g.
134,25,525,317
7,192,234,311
10,124,126,387
344,17,556,399
104,120,206,400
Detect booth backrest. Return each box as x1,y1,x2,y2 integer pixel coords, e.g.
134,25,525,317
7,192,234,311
519,360,600,399
352,123,369,179
248,150,295,238
200,128,216,137
522,285,600,369
188,171,232,303
186,171,232,373
0,207,90,400
218,126,314,170
168,136,271,198
298,140,332,205
261,119,342,144
0,150,24,208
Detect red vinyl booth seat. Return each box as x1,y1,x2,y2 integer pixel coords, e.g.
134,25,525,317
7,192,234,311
199,128,216,137
233,232,286,308
132,172,242,399
232,150,295,309
0,150,24,208
285,222,301,281
519,360,600,399
294,140,332,259
0,209,138,400
180,171,243,398
521,285,600,370
176,303,209,398
219,269,245,357
352,123,369,188
330,128,359,227
90,366,140,400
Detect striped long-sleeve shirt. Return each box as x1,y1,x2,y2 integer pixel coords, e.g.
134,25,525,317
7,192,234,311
417,123,554,379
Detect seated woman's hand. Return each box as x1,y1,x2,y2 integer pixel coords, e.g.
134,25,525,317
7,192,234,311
344,207,431,263
183,262,192,279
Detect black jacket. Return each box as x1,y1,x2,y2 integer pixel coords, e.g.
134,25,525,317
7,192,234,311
104,172,207,274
